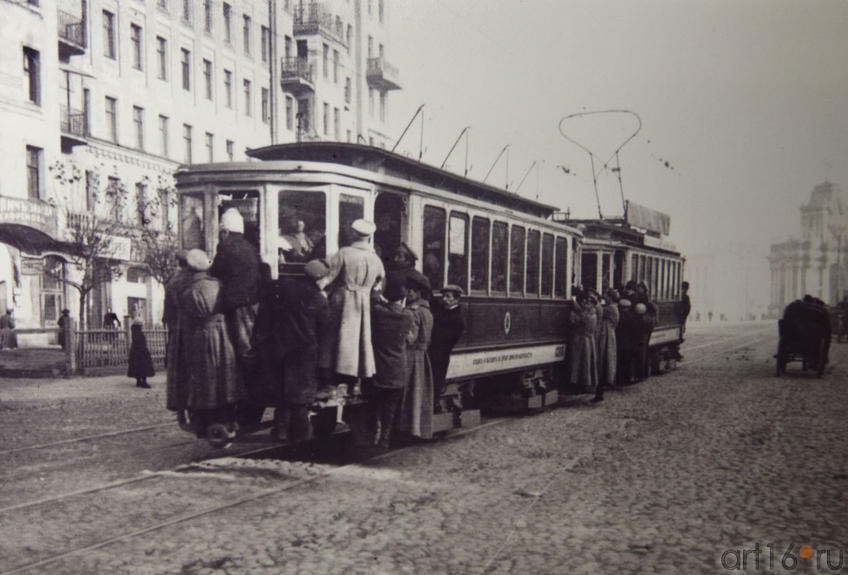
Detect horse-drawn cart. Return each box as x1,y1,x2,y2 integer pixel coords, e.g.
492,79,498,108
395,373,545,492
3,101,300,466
776,299,831,377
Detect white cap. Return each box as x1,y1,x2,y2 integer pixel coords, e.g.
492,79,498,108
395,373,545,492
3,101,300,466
351,219,376,237
220,208,244,234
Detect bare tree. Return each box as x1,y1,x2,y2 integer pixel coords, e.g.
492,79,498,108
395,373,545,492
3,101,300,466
137,174,181,288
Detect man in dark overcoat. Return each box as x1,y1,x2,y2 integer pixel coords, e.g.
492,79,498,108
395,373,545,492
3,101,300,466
429,284,465,410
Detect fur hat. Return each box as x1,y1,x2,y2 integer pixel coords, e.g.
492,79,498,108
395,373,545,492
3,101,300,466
186,249,212,272
220,208,244,234
406,269,431,294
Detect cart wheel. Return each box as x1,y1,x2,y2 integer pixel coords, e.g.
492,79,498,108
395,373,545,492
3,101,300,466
311,409,337,438
207,423,233,449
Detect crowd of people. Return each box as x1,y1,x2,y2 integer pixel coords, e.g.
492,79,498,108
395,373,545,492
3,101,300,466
567,280,690,402
165,211,466,449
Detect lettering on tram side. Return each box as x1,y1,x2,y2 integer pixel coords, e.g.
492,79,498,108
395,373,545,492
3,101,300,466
472,351,532,366
447,343,565,379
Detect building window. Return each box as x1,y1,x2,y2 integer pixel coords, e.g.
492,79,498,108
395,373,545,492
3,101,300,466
203,59,213,100
345,77,351,104
156,36,168,80
261,87,269,123
130,24,143,70
133,106,144,150
127,267,148,283
323,102,329,135
367,35,373,58
379,91,386,122
368,88,374,117
22,47,40,105
379,0,384,23
224,70,233,107
105,96,117,142
334,107,340,140
322,44,329,79
181,48,191,91
183,124,192,164
223,3,232,43
107,177,122,221
159,114,169,157
285,96,293,130
103,10,116,59
346,25,352,54
226,139,234,160
243,15,251,55
205,132,214,162
26,146,41,200
182,0,191,23
242,79,252,116
261,26,270,62
346,129,351,142
204,0,213,32
284,35,292,59
333,49,339,84
135,183,147,225
158,187,170,230
157,0,168,10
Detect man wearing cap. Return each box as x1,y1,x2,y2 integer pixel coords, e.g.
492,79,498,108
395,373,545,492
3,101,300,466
429,284,465,410
271,259,330,443
398,270,435,439
210,208,262,375
317,218,385,383
179,249,241,437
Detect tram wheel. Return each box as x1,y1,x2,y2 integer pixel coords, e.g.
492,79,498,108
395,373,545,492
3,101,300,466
207,423,233,449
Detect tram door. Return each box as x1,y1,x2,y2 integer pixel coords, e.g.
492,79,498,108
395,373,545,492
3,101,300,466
374,193,405,261
613,250,626,289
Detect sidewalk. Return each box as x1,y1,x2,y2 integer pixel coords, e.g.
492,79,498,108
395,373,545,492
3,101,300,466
0,347,66,378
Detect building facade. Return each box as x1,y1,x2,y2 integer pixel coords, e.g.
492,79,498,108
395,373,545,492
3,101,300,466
0,0,399,339
768,181,847,315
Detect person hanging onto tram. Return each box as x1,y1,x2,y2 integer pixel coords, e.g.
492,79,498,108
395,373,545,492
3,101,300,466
209,208,262,421
179,249,242,438
615,298,637,386
593,289,620,402
165,251,192,424
429,284,465,412
567,289,599,392
397,270,435,439
271,259,330,443
316,218,385,389
370,273,412,450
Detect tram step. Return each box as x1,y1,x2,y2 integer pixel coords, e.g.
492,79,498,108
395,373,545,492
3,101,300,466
432,412,455,434
459,409,480,428
543,389,559,406
482,394,544,413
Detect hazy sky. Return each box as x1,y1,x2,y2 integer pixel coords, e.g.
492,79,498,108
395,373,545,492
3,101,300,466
386,0,848,266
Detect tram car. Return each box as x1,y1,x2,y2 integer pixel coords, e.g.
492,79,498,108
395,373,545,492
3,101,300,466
565,201,686,374
174,142,583,441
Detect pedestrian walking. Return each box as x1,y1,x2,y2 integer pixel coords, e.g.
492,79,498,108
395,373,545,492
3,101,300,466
271,259,330,444
593,289,620,402
127,322,155,388
398,270,435,439
179,249,242,438
103,308,121,329
429,284,465,411
316,218,385,386
370,274,412,449
0,308,16,349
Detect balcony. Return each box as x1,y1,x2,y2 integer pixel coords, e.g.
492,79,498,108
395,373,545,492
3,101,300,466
58,8,86,61
0,195,60,253
60,105,88,150
366,57,401,91
281,58,315,96
293,2,345,45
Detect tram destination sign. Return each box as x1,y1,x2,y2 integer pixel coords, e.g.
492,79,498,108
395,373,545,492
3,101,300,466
625,200,671,236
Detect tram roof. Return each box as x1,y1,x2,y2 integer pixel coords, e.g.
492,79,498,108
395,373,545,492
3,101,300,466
567,218,682,256
246,142,559,218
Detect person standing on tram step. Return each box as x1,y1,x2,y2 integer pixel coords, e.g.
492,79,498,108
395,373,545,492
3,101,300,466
317,218,385,388
271,259,330,444
429,284,465,412
164,251,193,421
209,208,262,420
127,321,155,389
593,289,620,402
398,270,435,440
633,300,655,382
675,281,691,360
567,290,599,393
370,273,412,450
179,249,242,437
615,298,637,386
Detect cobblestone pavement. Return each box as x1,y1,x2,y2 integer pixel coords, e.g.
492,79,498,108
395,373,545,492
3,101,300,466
3,323,848,574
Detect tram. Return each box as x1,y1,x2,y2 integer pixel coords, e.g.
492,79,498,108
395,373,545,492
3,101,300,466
174,142,583,437
565,201,686,373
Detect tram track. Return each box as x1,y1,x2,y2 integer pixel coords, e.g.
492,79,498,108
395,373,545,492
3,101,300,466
0,421,176,457
0,327,772,574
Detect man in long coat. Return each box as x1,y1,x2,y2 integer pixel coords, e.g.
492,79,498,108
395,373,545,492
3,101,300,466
429,284,465,410
593,289,620,402
317,218,385,382
165,252,192,416
399,270,435,439
179,249,242,437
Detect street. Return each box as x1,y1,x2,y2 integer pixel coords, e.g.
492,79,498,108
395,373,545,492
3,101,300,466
1,322,847,574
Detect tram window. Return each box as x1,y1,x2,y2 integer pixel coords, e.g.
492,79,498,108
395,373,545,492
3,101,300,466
448,212,468,290
526,230,540,295
181,194,205,250
339,193,364,247
470,217,490,292
423,205,446,289
582,252,598,293
601,253,611,292
613,250,625,289
278,189,326,267
491,221,508,294
631,253,638,282
651,258,659,299
554,237,567,298
218,190,261,248
509,225,525,295
541,233,554,296
639,255,646,283
662,260,668,299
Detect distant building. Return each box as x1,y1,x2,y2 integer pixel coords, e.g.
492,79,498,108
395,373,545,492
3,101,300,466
0,0,399,340
768,181,847,314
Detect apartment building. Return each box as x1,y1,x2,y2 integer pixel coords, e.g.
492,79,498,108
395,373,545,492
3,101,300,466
0,0,400,336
